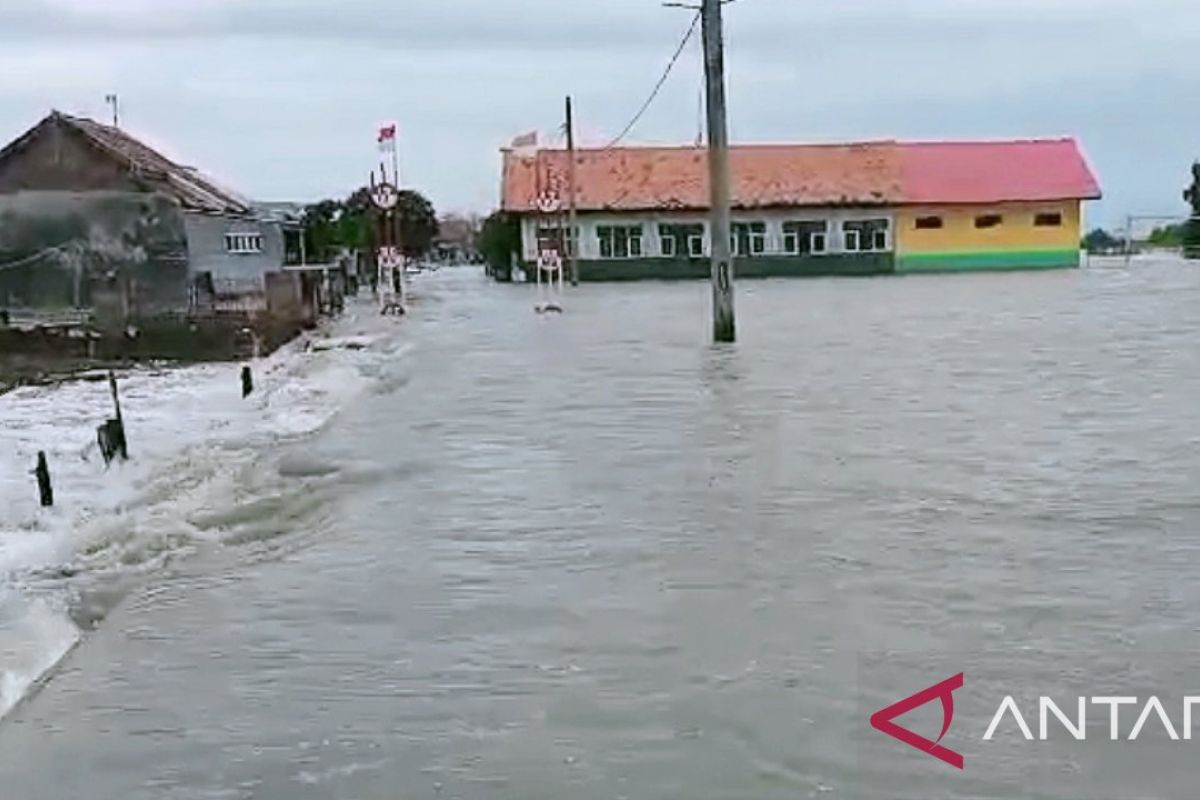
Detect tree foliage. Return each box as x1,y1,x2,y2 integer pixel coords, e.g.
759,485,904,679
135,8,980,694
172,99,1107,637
1185,161,1200,258
302,187,439,262
478,211,521,273
1147,225,1183,247
395,190,439,259
1082,228,1121,254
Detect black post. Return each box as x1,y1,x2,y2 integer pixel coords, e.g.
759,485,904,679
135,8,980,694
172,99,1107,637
107,371,128,460
35,451,53,507
241,365,254,398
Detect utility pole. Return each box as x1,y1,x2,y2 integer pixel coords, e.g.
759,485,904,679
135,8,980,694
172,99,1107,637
566,96,580,286
701,0,735,342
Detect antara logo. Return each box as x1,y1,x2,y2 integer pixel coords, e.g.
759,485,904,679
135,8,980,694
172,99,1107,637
871,672,1200,770
870,673,965,770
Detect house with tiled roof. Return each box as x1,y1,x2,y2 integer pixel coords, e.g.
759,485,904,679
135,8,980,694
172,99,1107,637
500,138,1101,280
0,111,299,315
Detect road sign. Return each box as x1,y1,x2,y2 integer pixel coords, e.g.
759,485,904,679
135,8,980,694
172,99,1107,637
372,182,399,210
536,191,561,214
537,249,562,273
378,246,403,268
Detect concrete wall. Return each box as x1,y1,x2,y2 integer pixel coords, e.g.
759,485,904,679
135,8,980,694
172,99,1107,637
895,201,1083,272
521,208,895,261
570,253,892,282
183,212,286,291
519,208,896,280
0,191,189,314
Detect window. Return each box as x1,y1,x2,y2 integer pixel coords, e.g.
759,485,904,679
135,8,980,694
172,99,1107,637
915,216,944,230
658,223,705,258
841,219,890,252
732,222,767,256
782,220,829,255
975,214,1003,229
225,232,263,254
1034,212,1063,227
596,225,643,259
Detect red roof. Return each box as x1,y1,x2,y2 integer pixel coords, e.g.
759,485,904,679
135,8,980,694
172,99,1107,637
501,138,1100,212
899,139,1101,205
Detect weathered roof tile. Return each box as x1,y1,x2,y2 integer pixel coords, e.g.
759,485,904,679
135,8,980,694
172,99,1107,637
502,138,1100,213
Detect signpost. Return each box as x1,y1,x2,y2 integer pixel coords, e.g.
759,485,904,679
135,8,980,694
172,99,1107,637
535,249,564,314
534,190,564,314
374,123,405,316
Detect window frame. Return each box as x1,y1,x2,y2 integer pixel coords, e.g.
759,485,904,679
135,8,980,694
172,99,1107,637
225,232,263,254
915,216,944,230
1034,212,1064,228
596,224,644,260
731,221,767,257
782,220,830,256
782,231,799,255
841,219,890,253
975,214,1004,229
844,229,861,252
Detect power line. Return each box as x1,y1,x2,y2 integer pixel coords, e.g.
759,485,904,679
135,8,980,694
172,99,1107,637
603,10,702,150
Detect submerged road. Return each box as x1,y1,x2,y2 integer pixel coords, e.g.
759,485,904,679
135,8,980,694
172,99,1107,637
2,260,1200,798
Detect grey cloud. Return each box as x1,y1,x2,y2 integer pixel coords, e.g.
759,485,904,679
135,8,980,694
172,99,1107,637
0,0,1197,225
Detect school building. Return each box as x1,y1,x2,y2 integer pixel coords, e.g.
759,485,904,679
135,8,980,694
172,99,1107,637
500,138,1101,280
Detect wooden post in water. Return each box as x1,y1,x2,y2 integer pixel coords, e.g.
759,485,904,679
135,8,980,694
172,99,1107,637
701,0,736,343
108,371,128,461
35,451,53,507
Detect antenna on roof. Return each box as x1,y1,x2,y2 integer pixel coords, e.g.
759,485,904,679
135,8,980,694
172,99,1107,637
104,94,120,128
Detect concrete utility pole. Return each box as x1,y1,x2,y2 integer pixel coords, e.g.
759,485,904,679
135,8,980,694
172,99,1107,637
566,96,580,286
701,0,735,343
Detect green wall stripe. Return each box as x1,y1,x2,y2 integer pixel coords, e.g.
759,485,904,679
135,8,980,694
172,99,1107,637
522,254,895,282
896,249,1080,273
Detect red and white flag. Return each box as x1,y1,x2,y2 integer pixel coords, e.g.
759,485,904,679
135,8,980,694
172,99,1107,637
378,124,397,152
510,130,538,151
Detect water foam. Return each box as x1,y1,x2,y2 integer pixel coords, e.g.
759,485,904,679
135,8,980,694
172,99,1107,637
0,300,408,718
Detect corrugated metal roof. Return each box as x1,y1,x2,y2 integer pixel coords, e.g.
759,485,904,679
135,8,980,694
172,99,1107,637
898,139,1101,205
502,138,1101,213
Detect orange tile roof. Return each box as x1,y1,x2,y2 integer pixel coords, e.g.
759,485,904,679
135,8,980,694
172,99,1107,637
501,139,1100,213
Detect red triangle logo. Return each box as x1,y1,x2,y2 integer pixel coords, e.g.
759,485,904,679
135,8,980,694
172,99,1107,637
870,673,965,770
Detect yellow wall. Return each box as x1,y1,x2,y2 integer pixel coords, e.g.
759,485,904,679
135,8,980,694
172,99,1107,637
896,201,1081,255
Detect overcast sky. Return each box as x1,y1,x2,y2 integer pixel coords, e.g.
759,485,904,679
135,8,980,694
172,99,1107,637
1,0,1197,227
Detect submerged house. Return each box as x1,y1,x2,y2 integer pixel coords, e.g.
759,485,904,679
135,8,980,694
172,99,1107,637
0,111,293,318
500,138,1101,280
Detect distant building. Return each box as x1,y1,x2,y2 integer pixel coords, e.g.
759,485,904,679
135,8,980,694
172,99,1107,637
0,111,291,316
433,213,480,263
500,138,1101,280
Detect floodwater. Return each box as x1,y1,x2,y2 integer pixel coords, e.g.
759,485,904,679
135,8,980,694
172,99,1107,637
2,258,1199,799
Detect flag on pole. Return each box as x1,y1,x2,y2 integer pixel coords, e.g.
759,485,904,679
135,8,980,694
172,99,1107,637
378,124,397,152
510,130,538,153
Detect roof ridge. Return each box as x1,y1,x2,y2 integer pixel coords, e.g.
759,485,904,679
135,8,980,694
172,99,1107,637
896,136,1078,146
521,137,1077,156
